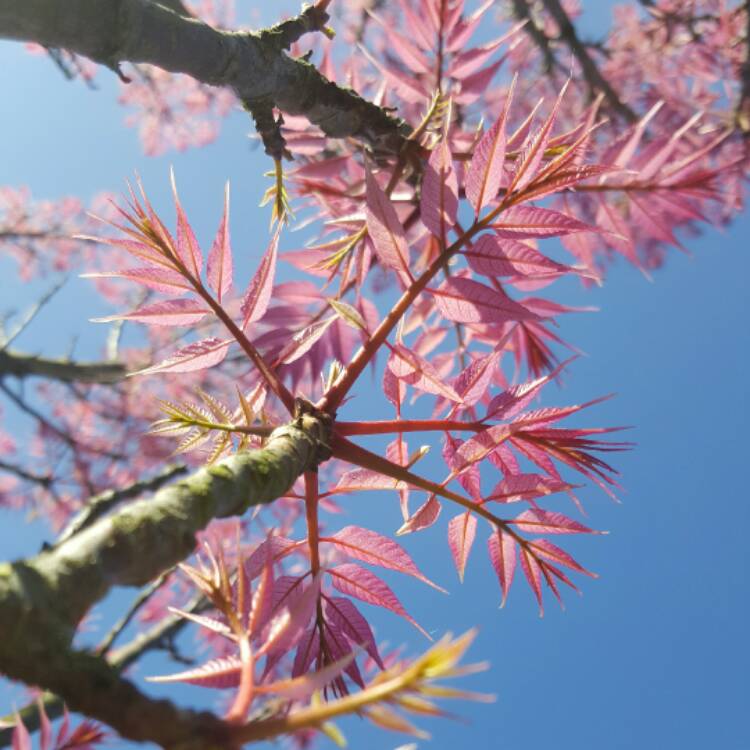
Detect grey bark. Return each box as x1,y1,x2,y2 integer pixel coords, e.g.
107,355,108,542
0,0,410,153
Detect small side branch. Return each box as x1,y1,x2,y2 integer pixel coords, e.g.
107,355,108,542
0,349,128,384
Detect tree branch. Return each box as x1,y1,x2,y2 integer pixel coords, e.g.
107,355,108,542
53,463,188,547
0,0,410,152
0,403,332,747
0,349,127,384
539,0,637,121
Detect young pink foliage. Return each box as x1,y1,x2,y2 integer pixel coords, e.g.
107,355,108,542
432,277,540,324
487,530,517,608
92,298,210,326
421,138,458,240
328,563,427,637
365,166,413,284
448,512,477,582
135,337,232,376
240,225,280,331
206,182,233,302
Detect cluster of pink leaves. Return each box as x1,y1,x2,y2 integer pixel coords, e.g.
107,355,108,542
1,0,748,742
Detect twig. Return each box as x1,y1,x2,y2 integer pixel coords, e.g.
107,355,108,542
0,349,128,384
511,0,560,73
0,457,52,487
540,0,637,121
0,277,66,351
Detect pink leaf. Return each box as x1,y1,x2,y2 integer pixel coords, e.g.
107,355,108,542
464,235,572,278
81,266,192,295
325,596,384,668
277,316,337,365
134,337,232,376
259,575,320,657
448,512,477,582
397,495,442,535
12,715,31,750
92,298,210,327
240,225,280,330
520,546,544,614
487,530,517,607
530,539,595,578
327,526,443,591
465,74,515,213
492,205,597,239
147,656,242,688
206,182,233,302
431,277,539,324
421,139,458,239
365,166,412,283
329,564,427,637
170,169,203,278
512,509,594,535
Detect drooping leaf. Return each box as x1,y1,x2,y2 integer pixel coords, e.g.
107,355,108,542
487,530,517,607
511,509,595,535
431,277,539,325
421,139,458,240
170,169,203,278
448,512,477,582
329,563,427,637
397,495,442,536
147,656,242,688
325,596,384,669
91,298,210,327
326,526,443,591
492,205,597,239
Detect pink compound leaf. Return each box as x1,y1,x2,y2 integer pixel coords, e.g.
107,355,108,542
328,563,429,638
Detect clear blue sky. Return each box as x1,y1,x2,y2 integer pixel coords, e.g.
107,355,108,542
1,3,749,749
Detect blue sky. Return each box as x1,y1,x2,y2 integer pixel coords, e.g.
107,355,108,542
1,3,749,749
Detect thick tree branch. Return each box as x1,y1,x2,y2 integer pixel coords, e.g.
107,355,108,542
54,463,188,546
0,0,410,152
0,349,127,384
0,402,332,747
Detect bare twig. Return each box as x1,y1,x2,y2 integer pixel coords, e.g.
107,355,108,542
540,0,637,121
